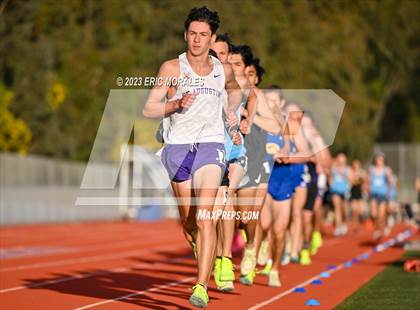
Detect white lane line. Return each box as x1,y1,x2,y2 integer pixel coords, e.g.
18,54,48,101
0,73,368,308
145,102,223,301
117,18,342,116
0,241,186,273
248,229,412,310
249,265,345,310
74,276,195,310
73,234,374,310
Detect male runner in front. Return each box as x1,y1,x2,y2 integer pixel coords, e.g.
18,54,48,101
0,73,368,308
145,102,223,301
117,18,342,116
143,7,242,307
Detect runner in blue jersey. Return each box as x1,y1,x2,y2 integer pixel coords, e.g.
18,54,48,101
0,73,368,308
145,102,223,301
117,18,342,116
284,103,311,265
264,102,312,287
368,152,392,241
329,153,353,236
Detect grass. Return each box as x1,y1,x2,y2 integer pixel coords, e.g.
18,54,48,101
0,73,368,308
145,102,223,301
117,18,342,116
336,251,420,310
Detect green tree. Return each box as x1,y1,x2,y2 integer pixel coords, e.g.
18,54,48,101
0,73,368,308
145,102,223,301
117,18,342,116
1,0,418,161
0,84,31,153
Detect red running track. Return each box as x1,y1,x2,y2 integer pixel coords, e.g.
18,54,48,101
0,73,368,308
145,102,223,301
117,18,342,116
0,220,417,309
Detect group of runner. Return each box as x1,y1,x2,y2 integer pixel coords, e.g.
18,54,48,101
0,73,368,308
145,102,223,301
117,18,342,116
143,6,402,308
328,152,400,240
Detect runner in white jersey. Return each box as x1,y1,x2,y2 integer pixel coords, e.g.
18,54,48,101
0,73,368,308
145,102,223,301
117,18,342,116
143,7,242,308
161,51,225,144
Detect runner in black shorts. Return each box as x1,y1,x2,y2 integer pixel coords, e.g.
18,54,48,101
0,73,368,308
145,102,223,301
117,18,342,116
229,46,281,286
299,112,331,264
304,162,318,212
350,159,365,232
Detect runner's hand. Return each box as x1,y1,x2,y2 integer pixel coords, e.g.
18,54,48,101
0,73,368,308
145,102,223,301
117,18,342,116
241,106,249,117
177,92,196,112
232,131,243,145
240,119,251,134
273,152,290,164
226,110,238,128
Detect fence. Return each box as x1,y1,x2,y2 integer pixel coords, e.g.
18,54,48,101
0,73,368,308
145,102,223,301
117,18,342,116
2,143,418,225
0,147,177,225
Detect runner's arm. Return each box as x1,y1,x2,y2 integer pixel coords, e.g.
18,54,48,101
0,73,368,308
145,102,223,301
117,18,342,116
274,124,310,164
223,63,242,111
245,87,257,125
252,114,281,134
283,115,311,163
348,168,355,186
286,129,313,163
303,120,331,170
366,169,371,194
328,170,334,185
143,60,193,118
386,168,393,195
362,171,369,195
251,88,282,134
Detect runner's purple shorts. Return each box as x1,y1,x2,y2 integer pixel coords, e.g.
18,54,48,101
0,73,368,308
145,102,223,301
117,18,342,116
161,142,226,182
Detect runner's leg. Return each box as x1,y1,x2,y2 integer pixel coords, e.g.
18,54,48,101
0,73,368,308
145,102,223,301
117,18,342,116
193,164,222,286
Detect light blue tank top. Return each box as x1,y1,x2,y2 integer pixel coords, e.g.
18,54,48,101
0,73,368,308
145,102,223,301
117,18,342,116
224,105,246,161
330,166,350,194
370,166,388,196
